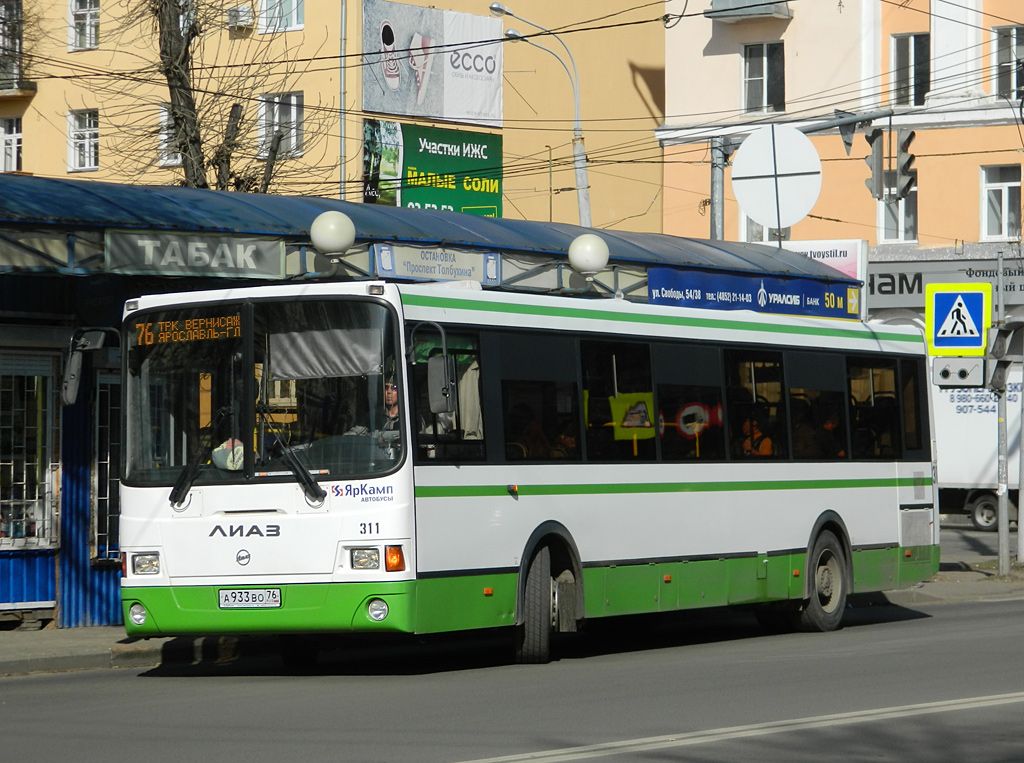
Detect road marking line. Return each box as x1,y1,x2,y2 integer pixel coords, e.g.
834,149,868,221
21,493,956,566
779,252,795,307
454,692,1024,763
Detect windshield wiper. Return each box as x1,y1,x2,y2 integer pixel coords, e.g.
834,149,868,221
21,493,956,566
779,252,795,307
168,406,230,508
257,404,327,505
169,459,205,508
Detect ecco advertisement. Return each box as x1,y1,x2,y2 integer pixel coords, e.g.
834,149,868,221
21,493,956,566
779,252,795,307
649,267,860,320
362,0,502,126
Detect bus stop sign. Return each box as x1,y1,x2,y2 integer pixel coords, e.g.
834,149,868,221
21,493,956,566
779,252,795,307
925,283,991,357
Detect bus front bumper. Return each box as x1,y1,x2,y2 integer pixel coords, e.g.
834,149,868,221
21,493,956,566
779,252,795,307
121,581,416,637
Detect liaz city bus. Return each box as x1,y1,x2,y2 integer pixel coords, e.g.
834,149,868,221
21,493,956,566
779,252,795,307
119,279,938,663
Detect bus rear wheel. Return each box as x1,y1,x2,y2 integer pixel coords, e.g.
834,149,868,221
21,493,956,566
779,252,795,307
796,530,847,633
515,546,552,664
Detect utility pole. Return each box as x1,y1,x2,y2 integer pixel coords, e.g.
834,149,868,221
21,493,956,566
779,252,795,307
710,136,727,240
997,250,1011,576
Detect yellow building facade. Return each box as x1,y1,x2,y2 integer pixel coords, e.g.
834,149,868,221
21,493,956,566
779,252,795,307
0,0,664,232
660,0,1024,263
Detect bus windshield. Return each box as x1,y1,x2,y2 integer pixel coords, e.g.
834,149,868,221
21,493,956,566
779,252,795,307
124,298,401,490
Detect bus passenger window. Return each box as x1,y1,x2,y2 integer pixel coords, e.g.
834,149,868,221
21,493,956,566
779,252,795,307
901,358,925,453
652,342,726,461
409,331,485,463
725,351,786,459
502,381,579,461
789,389,846,460
848,359,900,459
658,384,725,460
581,340,655,461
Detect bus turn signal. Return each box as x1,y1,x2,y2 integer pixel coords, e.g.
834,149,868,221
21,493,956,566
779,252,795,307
385,545,406,572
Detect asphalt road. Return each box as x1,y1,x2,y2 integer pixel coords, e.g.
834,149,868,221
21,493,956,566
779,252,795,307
2,596,1022,762
940,513,1018,565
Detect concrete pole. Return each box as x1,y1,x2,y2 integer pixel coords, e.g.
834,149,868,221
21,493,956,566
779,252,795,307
1018,372,1023,564
710,136,725,240
997,251,1011,576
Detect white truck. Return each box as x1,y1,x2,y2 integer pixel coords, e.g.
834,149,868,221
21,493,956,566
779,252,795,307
933,370,1022,530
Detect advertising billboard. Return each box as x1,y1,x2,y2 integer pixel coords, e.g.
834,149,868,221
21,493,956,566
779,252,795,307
363,119,502,216
362,0,502,126
649,268,860,320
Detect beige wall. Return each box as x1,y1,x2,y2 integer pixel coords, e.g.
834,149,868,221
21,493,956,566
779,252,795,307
0,1,664,232
663,0,1024,253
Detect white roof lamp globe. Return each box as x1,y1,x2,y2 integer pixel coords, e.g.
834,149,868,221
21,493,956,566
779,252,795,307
568,233,609,280
310,210,356,256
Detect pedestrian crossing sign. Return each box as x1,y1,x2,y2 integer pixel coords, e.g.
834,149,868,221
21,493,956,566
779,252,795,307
925,283,991,357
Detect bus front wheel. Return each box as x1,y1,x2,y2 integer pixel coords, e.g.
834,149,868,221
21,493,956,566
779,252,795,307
796,530,847,632
515,546,552,664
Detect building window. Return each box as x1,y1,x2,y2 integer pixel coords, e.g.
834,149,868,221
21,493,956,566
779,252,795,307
982,165,1021,241
259,0,302,33
259,92,303,157
92,373,121,562
1,117,21,172
893,33,929,106
744,42,785,113
0,0,23,86
995,26,1024,99
880,170,918,243
68,109,99,171
0,355,60,550
159,105,182,167
71,0,99,50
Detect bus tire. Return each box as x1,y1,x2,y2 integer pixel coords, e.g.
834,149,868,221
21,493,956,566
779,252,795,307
969,494,998,532
516,545,552,664
796,530,847,633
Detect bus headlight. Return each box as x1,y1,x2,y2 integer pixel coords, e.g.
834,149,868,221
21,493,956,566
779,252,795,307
129,603,147,626
351,548,380,570
367,599,389,621
132,553,160,575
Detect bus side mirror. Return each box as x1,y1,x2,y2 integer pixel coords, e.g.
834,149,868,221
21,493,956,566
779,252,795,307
427,355,456,414
61,329,110,406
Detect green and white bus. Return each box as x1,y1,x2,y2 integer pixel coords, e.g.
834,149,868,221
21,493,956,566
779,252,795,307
120,278,937,663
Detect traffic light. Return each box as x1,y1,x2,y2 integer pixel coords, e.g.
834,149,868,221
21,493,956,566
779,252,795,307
987,323,1024,391
864,129,884,200
895,128,916,199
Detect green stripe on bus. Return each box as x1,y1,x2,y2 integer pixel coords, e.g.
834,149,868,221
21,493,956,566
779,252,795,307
400,293,920,343
415,476,931,499
121,545,938,638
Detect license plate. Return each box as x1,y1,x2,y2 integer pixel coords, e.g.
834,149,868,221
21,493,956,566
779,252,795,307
218,588,281,609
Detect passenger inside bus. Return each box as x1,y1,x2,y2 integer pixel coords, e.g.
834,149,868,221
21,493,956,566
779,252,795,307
740,409,774,457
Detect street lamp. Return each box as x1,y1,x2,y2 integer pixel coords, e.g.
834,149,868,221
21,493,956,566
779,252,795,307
492,4,592,228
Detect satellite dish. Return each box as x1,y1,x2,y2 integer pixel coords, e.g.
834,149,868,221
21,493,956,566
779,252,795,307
730,124,822,230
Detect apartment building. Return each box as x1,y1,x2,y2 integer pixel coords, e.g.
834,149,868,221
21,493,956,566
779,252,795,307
0,0,664,230
659,0,1024,317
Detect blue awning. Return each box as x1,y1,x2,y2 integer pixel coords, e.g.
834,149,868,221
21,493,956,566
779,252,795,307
0,174,855,283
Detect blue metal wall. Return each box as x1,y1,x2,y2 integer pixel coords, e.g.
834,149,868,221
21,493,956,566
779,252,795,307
0,549,56,606
57,381,123,627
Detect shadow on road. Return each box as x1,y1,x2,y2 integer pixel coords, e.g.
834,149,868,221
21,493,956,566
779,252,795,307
138,601,930,679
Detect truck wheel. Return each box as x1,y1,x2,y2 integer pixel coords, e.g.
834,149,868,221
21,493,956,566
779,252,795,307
515,546,552,664
796,530,847,633
969,495,998,532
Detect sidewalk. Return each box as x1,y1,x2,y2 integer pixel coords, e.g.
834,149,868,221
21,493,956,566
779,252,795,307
2,563,1023,677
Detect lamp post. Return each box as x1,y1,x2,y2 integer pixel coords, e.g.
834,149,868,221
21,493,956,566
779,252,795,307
492,3,592,228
